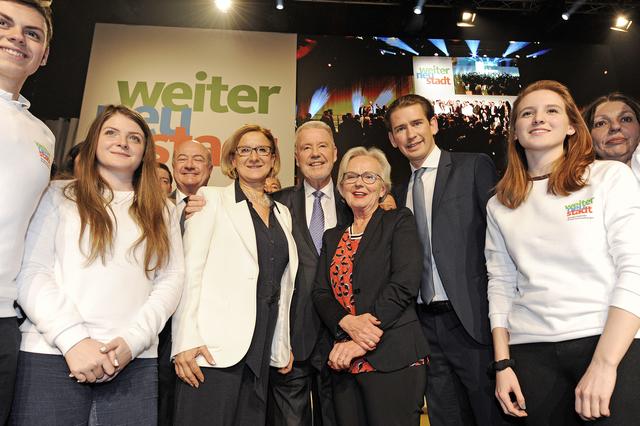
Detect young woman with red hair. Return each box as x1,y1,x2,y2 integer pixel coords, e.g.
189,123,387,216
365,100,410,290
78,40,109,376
486,80,640,425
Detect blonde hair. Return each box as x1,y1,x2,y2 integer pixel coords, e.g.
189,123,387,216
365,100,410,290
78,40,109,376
220,125,281,179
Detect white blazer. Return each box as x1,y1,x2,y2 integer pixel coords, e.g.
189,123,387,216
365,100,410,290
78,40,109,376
172,183,298,368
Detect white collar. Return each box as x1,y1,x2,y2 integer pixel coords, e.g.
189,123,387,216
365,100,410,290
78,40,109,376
410,145,441,173
0,88,30,109
304,179,334,200
176,188,188,203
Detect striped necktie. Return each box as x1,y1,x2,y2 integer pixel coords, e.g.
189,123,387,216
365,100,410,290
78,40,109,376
309,190,325,255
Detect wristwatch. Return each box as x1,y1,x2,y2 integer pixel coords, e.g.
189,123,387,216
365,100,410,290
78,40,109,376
490,358,515,372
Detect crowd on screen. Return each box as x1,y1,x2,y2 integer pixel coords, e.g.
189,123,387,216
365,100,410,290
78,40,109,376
5,1,640,426
454,72,521,96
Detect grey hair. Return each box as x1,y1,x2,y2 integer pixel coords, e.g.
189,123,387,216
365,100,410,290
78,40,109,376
295,121,334,148
337,146,392,195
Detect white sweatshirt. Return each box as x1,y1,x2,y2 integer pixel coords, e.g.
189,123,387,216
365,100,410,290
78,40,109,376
17,181,184,359
0,90,55,317
486,160,640,345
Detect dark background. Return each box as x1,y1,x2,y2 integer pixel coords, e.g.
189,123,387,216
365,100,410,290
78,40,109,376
23,0,640,120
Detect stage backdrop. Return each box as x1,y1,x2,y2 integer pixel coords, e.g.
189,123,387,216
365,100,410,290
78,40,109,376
78,24,297,186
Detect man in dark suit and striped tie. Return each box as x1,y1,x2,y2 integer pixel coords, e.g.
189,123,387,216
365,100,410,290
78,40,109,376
269,121,352,426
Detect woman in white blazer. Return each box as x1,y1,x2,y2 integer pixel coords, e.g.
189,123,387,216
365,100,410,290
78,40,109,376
172,124,298,426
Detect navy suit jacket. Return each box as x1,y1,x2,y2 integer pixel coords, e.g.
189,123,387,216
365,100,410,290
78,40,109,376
393,150,498,345
273,184,352,363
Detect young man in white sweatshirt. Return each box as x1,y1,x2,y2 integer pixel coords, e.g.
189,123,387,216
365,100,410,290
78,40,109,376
0,1,54,422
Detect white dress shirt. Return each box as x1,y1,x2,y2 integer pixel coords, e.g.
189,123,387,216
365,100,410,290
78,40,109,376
175,188,188,219
406,146,448,302
303,179,338,230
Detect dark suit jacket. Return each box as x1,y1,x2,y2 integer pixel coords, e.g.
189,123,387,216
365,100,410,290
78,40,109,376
393,150,497,345
273,183,352,363
312,207,429,372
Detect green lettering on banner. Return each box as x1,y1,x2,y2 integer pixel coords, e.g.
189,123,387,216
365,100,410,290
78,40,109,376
258,86,281,114
209,76,229,113
228,85,257,113
161,82,193,111
118,81,165,107
116,72,282,114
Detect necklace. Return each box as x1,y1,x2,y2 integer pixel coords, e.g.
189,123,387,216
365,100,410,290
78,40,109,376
528,173,551,181
240,181,272,208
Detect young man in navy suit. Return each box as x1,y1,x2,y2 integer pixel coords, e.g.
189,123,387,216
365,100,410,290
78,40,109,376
387,94,506,426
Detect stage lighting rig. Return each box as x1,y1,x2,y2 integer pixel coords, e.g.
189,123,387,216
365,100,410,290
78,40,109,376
414,0,425,15
276,0,284,10
611,15,632,32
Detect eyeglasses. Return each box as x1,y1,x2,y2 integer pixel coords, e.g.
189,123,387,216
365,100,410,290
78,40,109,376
235,146,273,157
341,171,382,185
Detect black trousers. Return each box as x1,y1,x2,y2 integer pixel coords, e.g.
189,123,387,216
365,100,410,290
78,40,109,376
511,336,640,426
331,364,426,426
174,362,268,426
0,317,20,426
267,356,336,426
157,318,175,426
417,306,509,426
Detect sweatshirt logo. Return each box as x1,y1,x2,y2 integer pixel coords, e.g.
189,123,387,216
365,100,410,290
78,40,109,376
35,142,51,168
565,197,594,220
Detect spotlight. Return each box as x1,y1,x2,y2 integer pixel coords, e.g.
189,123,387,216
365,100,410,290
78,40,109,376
561,1,585,23
465,39,480,57
414,0,425,15
502,41,530,57
276,0,284,10
611,15,632,32
457,10,476,27
215,0,232,13
428,39,449,56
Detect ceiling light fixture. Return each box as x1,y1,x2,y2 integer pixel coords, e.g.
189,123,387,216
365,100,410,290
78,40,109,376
214,0,232,13
457,10,476,27
611,15,632,32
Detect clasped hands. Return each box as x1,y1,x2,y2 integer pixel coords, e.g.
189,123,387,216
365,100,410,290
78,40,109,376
65,337,132,384
329,313,383,371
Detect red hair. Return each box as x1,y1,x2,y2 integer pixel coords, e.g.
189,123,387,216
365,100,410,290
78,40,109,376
495,80,595,208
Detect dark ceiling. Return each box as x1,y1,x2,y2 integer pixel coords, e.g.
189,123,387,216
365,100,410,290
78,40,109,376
23,0,640,119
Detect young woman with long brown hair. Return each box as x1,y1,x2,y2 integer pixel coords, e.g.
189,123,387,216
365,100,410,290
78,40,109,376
486,80,640,425
11,105,184,425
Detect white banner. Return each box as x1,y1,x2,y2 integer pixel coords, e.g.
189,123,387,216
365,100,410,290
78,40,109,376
78,24,297,186
413,56,455,100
